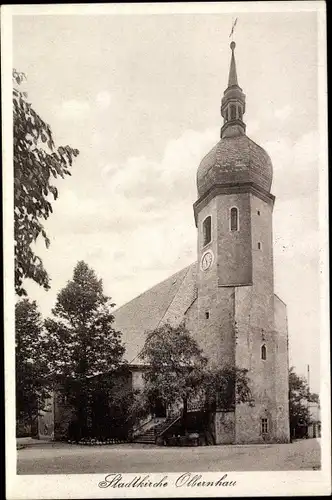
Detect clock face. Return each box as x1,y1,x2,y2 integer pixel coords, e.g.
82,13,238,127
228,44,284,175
200,250,214,271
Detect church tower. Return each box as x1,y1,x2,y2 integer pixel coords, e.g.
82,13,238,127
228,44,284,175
193,42,290,444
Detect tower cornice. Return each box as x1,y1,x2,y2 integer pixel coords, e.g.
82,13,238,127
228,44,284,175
193,182,275,227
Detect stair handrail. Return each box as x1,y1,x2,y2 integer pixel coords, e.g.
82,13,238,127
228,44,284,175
156,410,182,438
132,415,154,437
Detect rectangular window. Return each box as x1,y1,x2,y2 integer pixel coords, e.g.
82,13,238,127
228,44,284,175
261,418,268,434
230,207,239,231
258,242,261,250
203,216,212,246
205,311,210,319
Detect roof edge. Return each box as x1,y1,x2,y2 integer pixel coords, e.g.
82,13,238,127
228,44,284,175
113,263,196,314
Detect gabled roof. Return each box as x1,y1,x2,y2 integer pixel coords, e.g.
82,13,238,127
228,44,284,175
113,262,197,365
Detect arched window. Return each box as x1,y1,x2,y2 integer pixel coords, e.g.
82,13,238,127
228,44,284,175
230,104,237,120
230,207,239,232
261,344,267,360
203,216,212,246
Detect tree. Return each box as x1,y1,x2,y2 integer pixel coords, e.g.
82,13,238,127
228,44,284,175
15,299,52,431
13,69,79,296
289,366,320,439
140,322,207,433
44,261,125,436
202,365,254,444
139,322,253,440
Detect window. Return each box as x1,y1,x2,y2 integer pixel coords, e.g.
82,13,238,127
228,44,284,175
238,107,243,120
258,242,261,250
205,311,210,319
203,216,212,246
58,393,68,405
257,210,260,216
230,207,239,232
230,104,237,120
261,344,267,360
261,418,268,434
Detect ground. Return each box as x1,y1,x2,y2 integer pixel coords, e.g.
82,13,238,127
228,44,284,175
17,438,320,474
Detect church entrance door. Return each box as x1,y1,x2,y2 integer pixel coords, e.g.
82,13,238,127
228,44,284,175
153,398,166,418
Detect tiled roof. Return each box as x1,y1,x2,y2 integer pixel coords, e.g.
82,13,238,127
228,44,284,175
113,263,198,365
197,135,273,197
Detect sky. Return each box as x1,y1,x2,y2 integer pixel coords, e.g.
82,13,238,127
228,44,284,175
12,7,324,392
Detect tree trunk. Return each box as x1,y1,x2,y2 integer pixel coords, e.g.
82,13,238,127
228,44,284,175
202,403,216,445
182,398,188,435
75,383,89,438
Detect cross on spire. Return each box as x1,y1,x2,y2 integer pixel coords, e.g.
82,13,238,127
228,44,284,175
229,17,238,41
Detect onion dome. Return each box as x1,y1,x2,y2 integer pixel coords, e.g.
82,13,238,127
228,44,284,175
196,42,273,199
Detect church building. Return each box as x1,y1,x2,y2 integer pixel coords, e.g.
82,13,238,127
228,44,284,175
113,41,290,444
38,42,290,445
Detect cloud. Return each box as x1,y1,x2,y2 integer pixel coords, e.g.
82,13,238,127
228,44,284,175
55,99,90,120
103,127,216,204
91,131,102,146
96,91,112,110
275,105,292,121
266,129,319,200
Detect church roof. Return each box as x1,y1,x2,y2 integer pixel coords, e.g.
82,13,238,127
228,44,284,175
113,262,197,365
197,134,273,197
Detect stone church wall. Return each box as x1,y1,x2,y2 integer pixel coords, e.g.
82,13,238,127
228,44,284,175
273,295,290,442
216,193,252,286
234,285,277,443
232,196,289,443
186,288,235,368
234,194,280,443
214,410,235,444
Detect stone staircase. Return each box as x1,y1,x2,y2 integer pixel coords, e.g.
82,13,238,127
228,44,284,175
134,428,157,444
133,414,181,444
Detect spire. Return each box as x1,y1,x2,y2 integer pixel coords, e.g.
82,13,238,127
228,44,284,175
228,41,238,87
220,41,246,138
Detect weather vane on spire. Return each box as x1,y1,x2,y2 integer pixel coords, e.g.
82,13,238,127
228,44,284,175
229,17,238,41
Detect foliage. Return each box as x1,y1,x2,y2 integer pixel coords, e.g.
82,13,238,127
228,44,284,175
203,365,254,411
44,261,125,431
13,69,79,296
139,322,253,437
201,364,253,444
289,366,320,437
126,390,151,430
140,322,207,412
15,298,52,427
